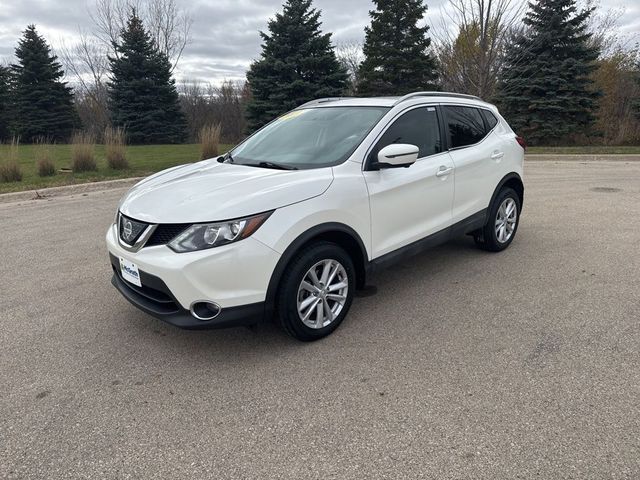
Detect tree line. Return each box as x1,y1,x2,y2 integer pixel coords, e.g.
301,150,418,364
0,0,639,147
0,8,185,145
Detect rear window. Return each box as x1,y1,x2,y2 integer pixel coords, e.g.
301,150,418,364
481,109,498,130
443,106,487,149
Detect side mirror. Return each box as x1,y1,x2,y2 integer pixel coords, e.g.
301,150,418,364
373,144,419,169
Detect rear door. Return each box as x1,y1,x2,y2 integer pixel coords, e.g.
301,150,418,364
442,105,504,223
363,106,455,258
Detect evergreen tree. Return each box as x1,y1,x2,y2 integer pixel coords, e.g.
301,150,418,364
108,10,186,144
497,0,600,145
246,0,348,131
0,65,11,141
10,25,75,142
357,0,438,96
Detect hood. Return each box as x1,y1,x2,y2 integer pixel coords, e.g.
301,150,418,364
119,160,334,223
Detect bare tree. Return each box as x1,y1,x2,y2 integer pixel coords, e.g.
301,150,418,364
60,32,110,138
582,0,640,144
582,0,637,58
432,0,525,100
91,0,192,72
62,0,192,136
591,49,640,144
335,41,364,95
145,0,191,70
180,80,213,141
179,80,249,144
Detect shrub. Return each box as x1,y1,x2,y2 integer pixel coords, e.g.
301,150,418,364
37,158,56,177
0,139,23,182
35,137,56,177
0,162,23,182
105,126,129,169
71,132,97,172
199,123,222,160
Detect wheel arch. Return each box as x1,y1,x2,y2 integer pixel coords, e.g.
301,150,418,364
489,172,524,214
264,223,369,320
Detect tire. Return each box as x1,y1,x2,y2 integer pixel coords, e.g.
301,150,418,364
474,187,521,252
277,242,355,341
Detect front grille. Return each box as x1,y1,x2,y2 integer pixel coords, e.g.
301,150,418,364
119,214,149,245
146,224,191,246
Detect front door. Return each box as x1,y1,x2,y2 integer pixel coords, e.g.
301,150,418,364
363,106,455,258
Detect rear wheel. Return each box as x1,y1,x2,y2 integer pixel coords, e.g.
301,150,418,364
277,242,355,341
474,187,521,252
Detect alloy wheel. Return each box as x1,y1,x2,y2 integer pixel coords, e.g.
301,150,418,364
495,197,517,243
297,259,349,329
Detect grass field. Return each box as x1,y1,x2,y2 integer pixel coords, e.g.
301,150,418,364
0,143,231,194
1,143,638,194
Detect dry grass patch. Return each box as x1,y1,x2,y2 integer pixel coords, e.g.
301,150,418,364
71,132,97,172
199,124,222,160
0,139,23,182
105,127,129,169
35,138,56,177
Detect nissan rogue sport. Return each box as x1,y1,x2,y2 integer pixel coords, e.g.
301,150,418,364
107,92,525,341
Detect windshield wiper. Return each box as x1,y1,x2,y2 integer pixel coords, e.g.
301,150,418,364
248,161,298,171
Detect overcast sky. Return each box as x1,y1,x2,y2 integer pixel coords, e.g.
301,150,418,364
0,0,638,85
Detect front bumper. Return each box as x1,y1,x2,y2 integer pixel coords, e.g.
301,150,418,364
106,222,280,329
110,254,263,329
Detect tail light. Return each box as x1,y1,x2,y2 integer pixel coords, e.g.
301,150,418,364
515,136,527,150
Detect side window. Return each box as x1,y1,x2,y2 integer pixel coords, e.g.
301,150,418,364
481,109,498,130
371,107,442,161
444,106,487,149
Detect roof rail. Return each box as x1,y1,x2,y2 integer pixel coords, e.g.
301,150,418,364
297,97,352,108
393,91,483,105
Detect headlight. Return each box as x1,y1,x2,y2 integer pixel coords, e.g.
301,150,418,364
168,211,273,253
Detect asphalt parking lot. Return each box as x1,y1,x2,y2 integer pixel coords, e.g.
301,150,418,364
1,159,639,479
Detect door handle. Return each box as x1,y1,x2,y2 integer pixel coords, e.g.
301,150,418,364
436,166,454,177
491,151,504,160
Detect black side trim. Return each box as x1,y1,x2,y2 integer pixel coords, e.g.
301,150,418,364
368,209,487,273
451,209,487,237
263,222,369,319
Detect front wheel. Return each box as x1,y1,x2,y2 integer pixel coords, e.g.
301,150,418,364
474,187,521,252
277,242,355,341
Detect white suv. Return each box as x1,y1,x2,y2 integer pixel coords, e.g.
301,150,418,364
106,92,525,341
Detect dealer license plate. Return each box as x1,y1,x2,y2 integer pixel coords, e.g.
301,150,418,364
119,257,142,287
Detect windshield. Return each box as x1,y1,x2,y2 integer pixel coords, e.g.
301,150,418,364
230,106,390,169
